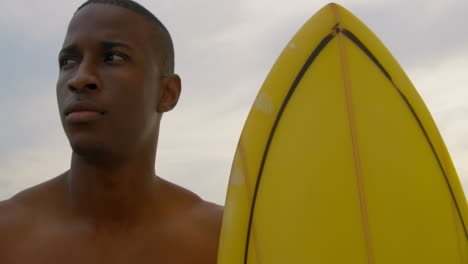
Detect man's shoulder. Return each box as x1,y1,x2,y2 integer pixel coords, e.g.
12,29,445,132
158,177,224,242
156,178,223,263
0,195,36,250
0,198,25,226
159,177,223,226
0,186,39,225
0,175,66,229
190,199,224,235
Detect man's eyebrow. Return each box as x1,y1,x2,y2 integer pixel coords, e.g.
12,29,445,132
59,44,77,56
58,41,132,56
100,41,132,50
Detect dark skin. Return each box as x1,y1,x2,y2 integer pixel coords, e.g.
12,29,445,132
0,4,223,264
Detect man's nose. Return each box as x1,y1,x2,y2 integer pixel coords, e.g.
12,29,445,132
67,61,100,92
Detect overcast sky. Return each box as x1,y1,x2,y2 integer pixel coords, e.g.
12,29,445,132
0,0,467,204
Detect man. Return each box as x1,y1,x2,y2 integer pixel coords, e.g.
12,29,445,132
0,0,223,263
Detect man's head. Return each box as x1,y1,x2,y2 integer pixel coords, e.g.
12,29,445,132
57,0,181,159
76,0,175,76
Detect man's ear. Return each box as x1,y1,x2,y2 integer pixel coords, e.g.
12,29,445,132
157,74,181,113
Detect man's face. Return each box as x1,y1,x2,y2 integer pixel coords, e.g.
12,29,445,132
57,4,163,157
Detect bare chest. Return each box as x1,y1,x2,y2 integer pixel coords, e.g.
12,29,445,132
3,225,203,264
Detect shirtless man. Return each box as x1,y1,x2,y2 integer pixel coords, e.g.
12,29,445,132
0,0,223,263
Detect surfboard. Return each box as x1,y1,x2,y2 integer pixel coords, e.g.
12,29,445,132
218,3,468,264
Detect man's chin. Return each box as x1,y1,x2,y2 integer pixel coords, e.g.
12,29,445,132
70,141,109,157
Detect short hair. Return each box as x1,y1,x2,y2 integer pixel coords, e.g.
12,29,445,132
76,0,175,75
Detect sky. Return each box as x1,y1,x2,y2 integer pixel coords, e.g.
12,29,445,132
0,0,467,205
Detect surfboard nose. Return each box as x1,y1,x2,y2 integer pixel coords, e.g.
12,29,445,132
218,3,468,264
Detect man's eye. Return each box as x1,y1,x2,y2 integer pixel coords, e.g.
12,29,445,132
105,53,126,63
60,58,77,68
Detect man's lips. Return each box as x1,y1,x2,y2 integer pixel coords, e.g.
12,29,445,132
66,111,102,123
64,102,105,123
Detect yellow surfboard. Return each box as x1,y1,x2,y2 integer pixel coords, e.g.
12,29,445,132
218,3,468,264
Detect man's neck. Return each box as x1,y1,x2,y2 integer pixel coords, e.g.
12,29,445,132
65,152,160,230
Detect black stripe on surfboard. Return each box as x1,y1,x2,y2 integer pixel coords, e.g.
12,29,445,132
342,29,468,238
342,29,393,83
243,31,337,263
